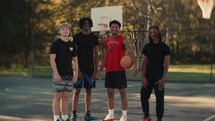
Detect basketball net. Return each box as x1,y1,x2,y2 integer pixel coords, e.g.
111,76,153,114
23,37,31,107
98,23,108,35
197,0,215,19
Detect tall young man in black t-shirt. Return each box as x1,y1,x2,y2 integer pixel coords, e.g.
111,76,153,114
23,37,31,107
50,23,78,121
140,26,170,121
71,17,99,121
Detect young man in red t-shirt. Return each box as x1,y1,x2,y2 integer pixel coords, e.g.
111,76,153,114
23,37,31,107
98,20,137,121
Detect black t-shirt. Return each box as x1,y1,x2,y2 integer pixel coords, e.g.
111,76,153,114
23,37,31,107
142,42,170,74
50,39,77,76
73,32,99,71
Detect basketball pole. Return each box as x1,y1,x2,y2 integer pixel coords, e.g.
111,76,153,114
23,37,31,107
197,0,214,82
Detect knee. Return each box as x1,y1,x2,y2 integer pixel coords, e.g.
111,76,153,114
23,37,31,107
86,88,91,95
62,94,69,100
74,89,81,95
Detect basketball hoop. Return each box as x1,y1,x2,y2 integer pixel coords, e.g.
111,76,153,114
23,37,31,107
197,0,215,19
98,23,108,35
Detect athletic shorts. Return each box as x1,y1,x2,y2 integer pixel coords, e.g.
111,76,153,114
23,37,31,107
73,67,96,89
105,71,127,89
52,74,73,92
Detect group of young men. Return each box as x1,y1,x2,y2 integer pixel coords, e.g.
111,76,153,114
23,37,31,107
49,17,170,121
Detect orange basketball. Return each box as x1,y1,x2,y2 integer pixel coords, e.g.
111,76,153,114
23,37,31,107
120,55,133,69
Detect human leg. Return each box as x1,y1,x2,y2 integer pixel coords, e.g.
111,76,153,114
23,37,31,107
60,91,70,120
71,88,81,120
140,82,153,119
119,88,127,121
85,88,92,113
52,92,63,121
102,88,115,121
84,88,97,121
154,83,164,120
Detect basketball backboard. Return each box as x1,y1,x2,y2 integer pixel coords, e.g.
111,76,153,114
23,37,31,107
91,6,123,32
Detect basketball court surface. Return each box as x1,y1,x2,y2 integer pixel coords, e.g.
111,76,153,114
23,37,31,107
0,76,215,121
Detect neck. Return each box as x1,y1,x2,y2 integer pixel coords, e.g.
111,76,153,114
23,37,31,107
82,29,90,35
112,33,119,38
152,38,160,44
60,36,69,42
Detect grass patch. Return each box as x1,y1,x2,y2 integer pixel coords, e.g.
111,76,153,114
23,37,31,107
0,64,214,82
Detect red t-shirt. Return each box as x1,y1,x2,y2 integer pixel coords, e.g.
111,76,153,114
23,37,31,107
104,35,126,72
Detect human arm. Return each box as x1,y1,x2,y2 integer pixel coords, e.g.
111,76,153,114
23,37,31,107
50,54,62,82
72,56,78,84
123,38,137,76
91,45,99,80
141,55,148,88
97,49,106,80
156,55,170,91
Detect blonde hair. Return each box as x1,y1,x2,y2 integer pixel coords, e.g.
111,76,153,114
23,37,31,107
57,22,71,31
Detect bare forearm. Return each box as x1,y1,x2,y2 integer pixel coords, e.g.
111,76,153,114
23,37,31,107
162,55,170,80
73,57,79,76
50,55,59,75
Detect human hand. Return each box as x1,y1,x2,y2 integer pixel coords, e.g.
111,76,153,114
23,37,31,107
132,64,138,77
141,77,148,88
54,74,62,83
156,79,164,91
97,71,102,80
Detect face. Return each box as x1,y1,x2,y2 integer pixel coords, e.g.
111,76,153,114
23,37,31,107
59,26,70,37
149,28,159,41
82,20,91,32
110,23,120,36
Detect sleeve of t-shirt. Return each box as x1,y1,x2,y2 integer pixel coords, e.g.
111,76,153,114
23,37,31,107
72,42,77,57
164,44,171,55
141,44,148,56
73,34,78,45
94,35,99,46
50,41,57,54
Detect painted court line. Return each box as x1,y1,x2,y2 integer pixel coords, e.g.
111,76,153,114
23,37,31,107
203,114,215,121
0,115,46,121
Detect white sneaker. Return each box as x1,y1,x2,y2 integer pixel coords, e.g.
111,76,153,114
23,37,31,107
102,114,114,121
119,116,127,121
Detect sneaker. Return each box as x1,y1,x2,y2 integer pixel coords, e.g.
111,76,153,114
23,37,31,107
101,114,114,121
63,119,70,121
157,119,162,121
84,115,98,121
119,116,127,121
71,114,77,121
143,117,152,121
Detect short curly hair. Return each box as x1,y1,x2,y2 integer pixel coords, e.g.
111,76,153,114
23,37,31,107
79,17,93,29
109,20,121,29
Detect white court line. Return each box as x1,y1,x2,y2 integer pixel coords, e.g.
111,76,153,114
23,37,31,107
0,115,47,121
203,114,215,121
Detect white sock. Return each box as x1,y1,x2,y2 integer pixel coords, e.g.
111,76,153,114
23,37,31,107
122,110,127,117
54,115,60,121
62,115,68,120
108,109,114,118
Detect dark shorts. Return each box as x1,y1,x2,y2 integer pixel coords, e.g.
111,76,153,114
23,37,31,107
73,67,96,89
105,71,127,89
52,74,73,92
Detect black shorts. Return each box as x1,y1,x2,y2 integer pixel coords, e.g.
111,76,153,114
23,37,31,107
73,67,96,89
105,71,127,89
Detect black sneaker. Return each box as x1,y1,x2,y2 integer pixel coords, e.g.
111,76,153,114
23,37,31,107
63,119,71,121
84,115,98,121
157,118,162,121
71,114,77,121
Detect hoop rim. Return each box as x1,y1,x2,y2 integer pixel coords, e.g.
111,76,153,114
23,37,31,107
98,23,108,27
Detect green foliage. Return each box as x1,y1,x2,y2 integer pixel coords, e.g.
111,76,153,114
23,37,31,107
0,0,214,68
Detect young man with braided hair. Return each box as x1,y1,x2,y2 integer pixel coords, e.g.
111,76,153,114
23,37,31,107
140,25,170,121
